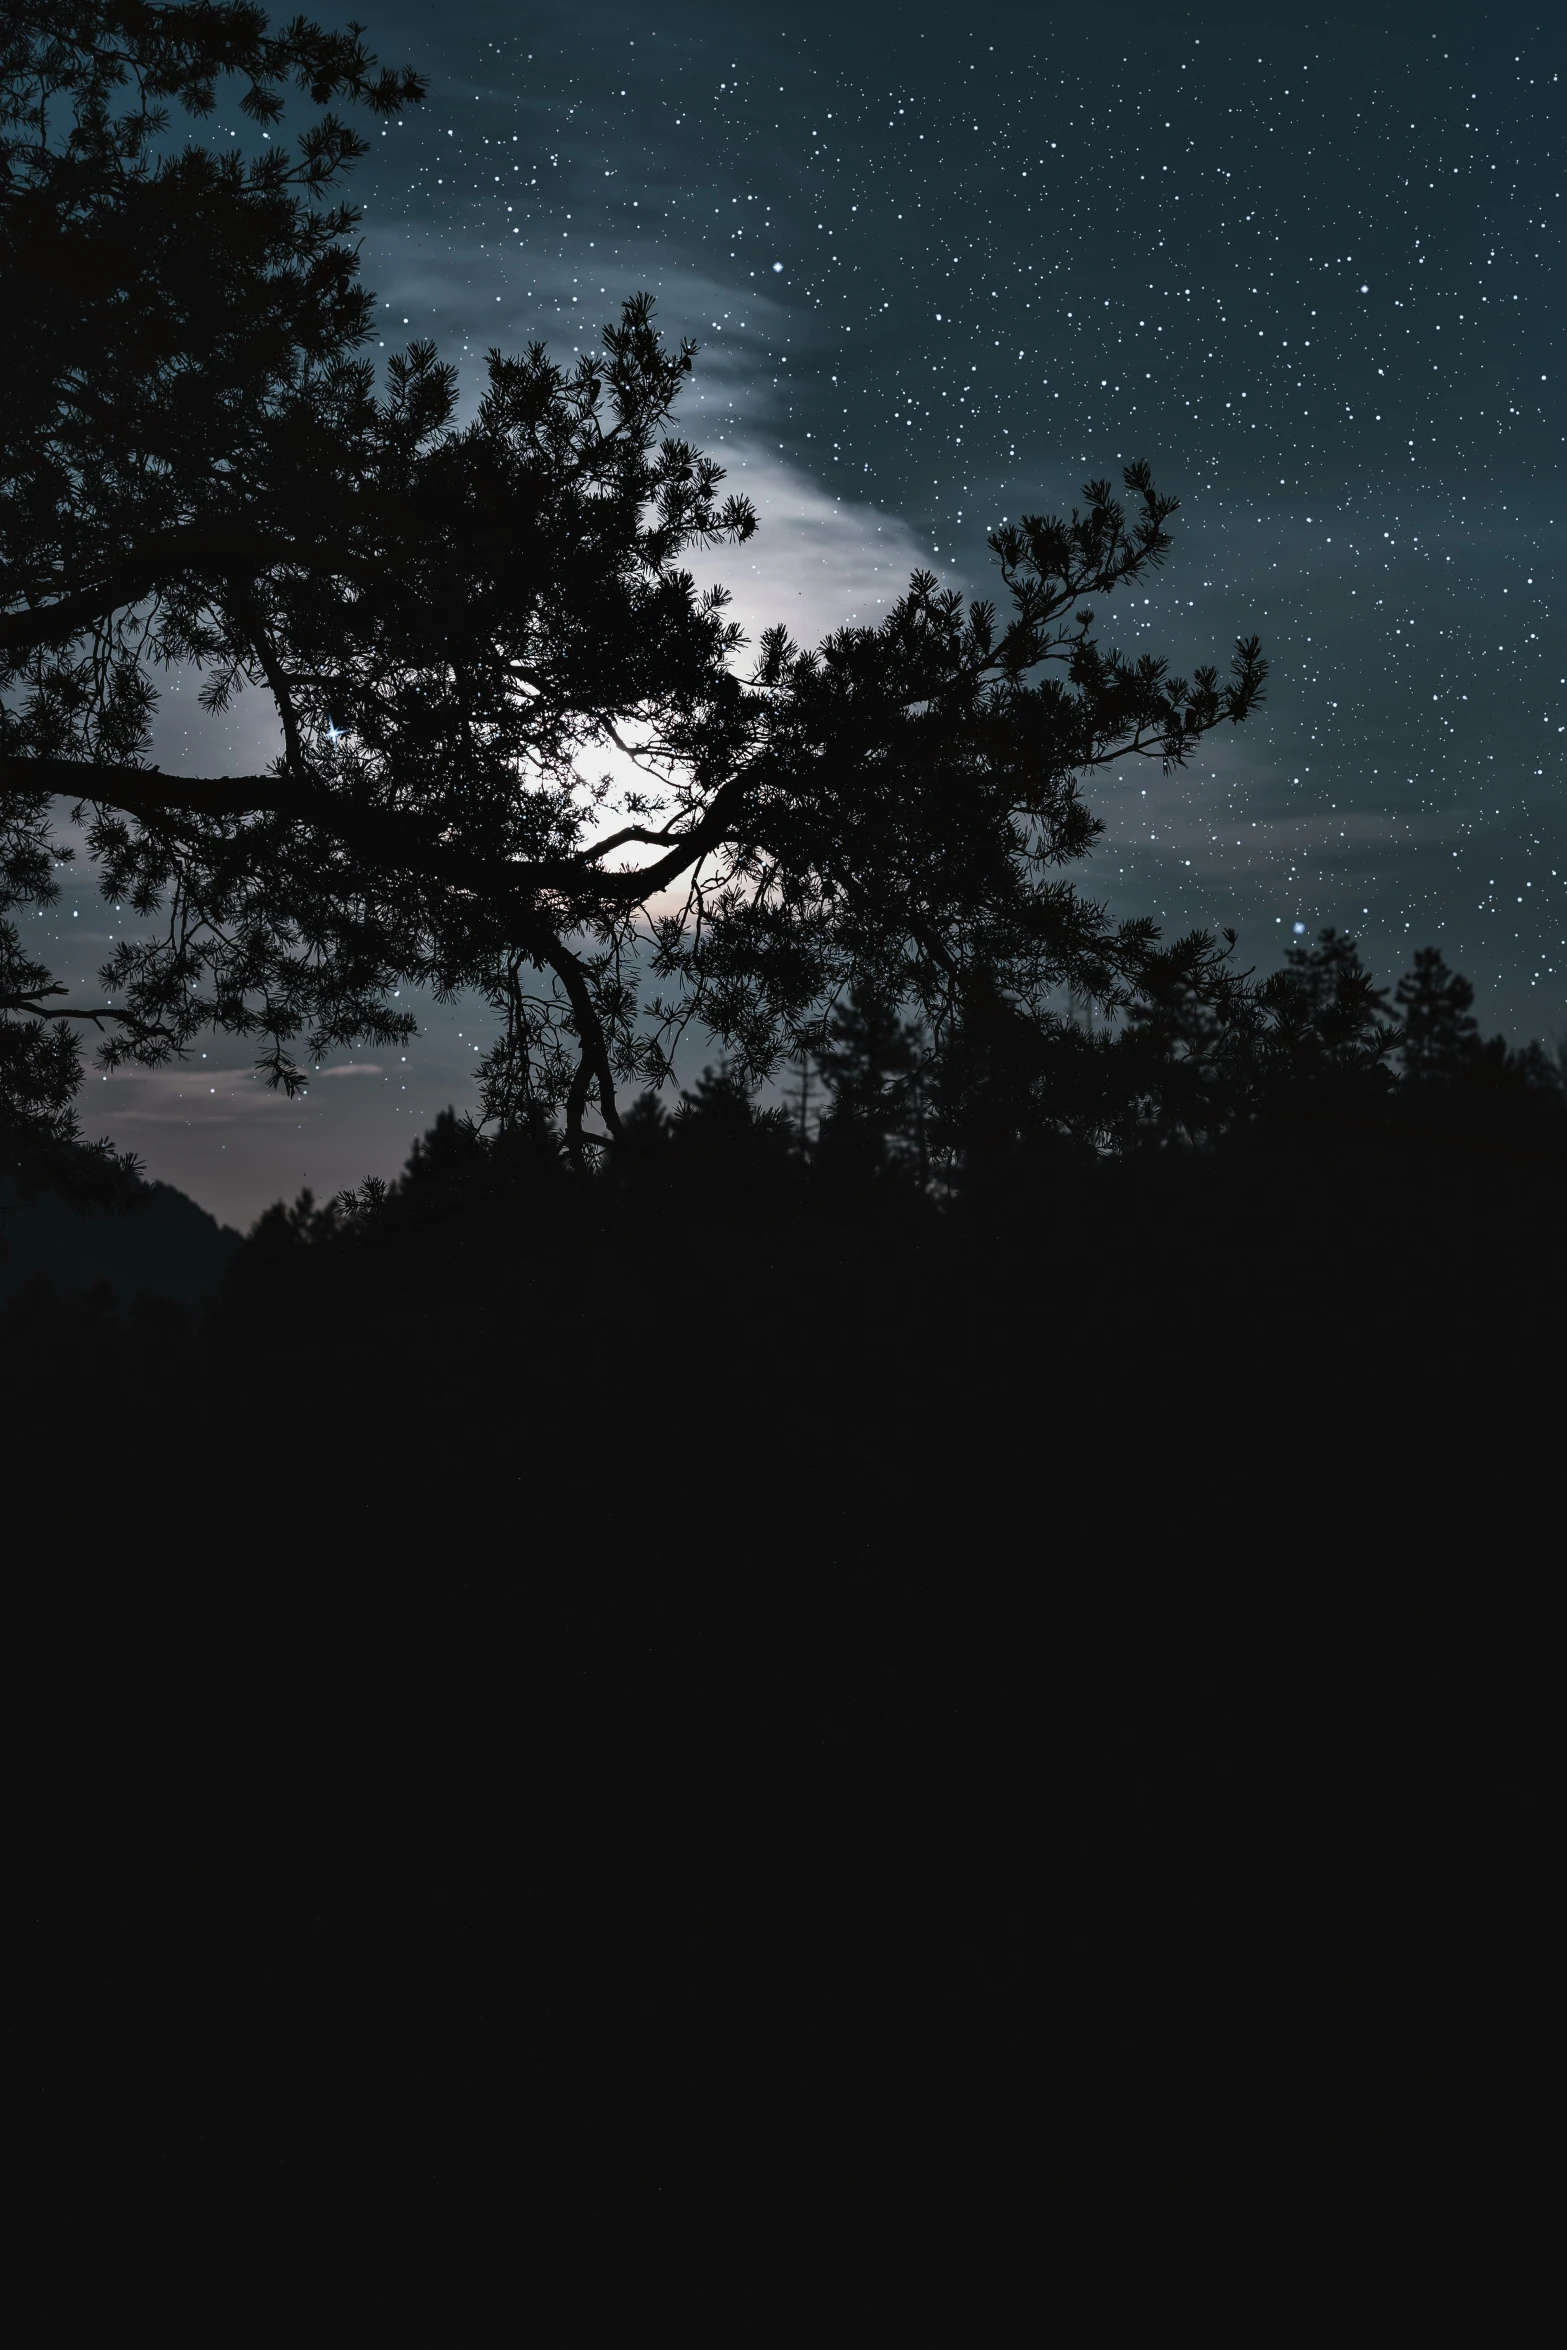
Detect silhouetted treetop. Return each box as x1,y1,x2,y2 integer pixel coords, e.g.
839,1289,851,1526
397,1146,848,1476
1395,947,1480,1082
2,0,424,1181
3,3,1272,1183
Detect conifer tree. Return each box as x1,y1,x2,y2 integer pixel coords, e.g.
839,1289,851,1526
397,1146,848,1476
2,0,424,1182
1394,948,1480,1082
3,2,1268,1183
1253,928,1401,1112
812,985,926,1185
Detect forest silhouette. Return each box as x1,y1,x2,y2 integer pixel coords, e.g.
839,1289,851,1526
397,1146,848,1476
7,925,1563,1549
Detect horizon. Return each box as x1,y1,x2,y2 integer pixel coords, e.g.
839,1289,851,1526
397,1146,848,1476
22,0,1563,1227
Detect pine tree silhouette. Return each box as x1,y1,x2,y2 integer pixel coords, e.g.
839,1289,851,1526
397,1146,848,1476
812,986,926,1188
1253,927,1400,1117
1395,949,1480,1082
3,5,1270,1179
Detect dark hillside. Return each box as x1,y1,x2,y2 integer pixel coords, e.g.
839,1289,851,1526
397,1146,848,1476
0,1170,241,1307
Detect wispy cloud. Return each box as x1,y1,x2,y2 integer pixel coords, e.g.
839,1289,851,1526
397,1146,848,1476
714,441,943,649
89,1068,298,1126
371,233,796,412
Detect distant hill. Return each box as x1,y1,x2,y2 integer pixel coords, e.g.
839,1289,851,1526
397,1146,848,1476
0,1172,242,1305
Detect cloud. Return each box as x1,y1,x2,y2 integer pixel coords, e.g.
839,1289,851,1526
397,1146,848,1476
144,677,283,781
89,1068,300,1125
368,231,937,641
371,234,796,414
714,441,942,650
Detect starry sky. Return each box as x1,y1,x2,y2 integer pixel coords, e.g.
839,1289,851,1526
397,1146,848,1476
56,0,1564,1224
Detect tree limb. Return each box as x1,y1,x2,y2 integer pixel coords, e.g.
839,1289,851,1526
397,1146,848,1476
0,987,141,1029
0,753,756,908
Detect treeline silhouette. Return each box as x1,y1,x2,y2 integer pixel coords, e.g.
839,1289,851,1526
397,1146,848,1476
223,928,1563,1261
9,929,1559,1548
231,928,1567,1274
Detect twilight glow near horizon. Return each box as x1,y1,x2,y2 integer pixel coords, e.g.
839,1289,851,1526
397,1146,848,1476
50,0,1563,1224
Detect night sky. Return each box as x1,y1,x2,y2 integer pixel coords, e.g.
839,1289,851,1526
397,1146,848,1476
54,0,1564,1225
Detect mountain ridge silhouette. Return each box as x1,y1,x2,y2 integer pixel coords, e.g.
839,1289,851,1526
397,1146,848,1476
0,1167,242,1306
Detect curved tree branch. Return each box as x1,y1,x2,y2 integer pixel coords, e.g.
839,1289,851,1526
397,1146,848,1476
0,987,139,1028
536,935,625,1168
0,753,759,908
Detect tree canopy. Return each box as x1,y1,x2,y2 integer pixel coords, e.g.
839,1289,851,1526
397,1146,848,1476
2,0,1275,1183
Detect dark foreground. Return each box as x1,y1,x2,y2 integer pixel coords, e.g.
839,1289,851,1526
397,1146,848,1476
8,1111,1559,1537
8,1118,1557,2221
